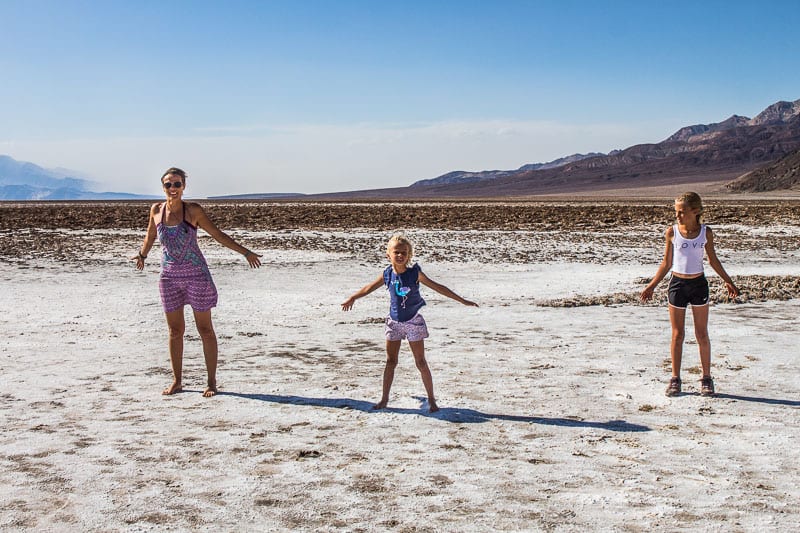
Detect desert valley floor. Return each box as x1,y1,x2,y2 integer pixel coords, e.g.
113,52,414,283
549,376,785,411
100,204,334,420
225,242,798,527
1,200,799,531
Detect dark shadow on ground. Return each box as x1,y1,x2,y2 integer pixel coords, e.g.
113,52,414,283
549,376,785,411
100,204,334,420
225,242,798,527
219,392,651,432
713,393,800,407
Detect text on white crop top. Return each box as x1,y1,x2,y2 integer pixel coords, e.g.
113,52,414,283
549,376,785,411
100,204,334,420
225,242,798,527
672,223,706,275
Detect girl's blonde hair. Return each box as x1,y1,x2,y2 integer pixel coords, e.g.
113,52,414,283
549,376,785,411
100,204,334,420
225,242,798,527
387,232,414,266
675,191,703,222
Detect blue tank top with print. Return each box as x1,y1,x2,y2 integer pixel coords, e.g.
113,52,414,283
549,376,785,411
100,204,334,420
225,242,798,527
383,264,426,322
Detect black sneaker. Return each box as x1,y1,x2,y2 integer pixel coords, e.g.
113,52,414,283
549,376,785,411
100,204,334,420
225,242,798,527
665,377,681,397
700,376,715,397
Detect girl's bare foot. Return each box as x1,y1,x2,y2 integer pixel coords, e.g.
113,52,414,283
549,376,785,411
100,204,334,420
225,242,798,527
162,382,183,395
203,384,218,397
372,400,388,410
429,401,439,413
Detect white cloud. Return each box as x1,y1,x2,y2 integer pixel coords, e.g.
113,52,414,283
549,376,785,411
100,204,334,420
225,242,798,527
0,119,666,197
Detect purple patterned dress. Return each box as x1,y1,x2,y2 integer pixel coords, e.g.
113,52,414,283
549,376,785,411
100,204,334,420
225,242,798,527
157,202,218,313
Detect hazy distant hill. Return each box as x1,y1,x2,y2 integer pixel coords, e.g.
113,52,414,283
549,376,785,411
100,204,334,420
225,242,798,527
0,155,151,200
0,184,150,201
0,155,92,191
208,192,306,200
410,153,605,187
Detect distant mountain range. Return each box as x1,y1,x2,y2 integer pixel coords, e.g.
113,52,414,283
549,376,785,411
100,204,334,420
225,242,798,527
410,153,607,187
0,155,152,200
313,98,800,198
208,192,306,200
4,98,800,200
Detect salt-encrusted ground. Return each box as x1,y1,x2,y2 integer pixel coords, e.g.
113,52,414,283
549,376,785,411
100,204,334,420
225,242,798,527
1,202,798,531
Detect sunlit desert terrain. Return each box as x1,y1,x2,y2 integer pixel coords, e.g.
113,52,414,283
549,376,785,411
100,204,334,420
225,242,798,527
1,200,798,531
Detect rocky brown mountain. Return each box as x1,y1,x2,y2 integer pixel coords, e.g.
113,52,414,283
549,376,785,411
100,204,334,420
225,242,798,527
314,99,800,199
402,99,800,197
726,147,800,192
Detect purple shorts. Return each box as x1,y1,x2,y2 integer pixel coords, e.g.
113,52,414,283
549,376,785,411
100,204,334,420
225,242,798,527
159,274,218,313
385,314,430,342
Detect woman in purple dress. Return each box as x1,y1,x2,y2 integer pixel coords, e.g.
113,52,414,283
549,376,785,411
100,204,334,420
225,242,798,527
133,167,261,397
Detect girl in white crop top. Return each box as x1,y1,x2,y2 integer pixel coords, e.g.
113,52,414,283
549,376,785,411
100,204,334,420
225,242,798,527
640,192,739,398
671,223,707,275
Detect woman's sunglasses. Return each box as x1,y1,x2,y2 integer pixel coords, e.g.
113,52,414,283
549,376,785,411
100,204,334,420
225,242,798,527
163,181,183,189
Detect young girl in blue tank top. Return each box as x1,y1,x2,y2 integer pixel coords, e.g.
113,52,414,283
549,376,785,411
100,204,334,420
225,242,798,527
341,232,478,412
640,192,739,397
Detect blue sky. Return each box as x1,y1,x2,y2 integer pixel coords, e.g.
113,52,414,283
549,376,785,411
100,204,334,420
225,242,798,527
1,0,798,196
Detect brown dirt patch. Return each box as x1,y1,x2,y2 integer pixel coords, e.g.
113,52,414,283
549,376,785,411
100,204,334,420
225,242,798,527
1,199,799,231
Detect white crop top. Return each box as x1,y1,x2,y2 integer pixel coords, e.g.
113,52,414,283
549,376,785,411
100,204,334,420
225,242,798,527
672,224,706,275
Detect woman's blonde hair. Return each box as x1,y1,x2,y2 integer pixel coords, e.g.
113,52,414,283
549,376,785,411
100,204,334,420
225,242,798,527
387,232,414,266
675,191,703,222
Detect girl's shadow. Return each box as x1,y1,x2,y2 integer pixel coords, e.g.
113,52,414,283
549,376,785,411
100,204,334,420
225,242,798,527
218,392,651,432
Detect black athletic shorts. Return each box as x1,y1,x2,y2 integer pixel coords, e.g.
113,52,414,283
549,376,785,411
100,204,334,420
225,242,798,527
668,274,709,308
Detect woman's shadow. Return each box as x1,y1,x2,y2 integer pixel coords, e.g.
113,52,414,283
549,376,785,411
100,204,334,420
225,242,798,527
219,392,651,432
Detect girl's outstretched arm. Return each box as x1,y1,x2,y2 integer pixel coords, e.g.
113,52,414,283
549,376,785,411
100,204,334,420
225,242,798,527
342,276,384,311
191,203,262,268
705,227,739,298
640,226,674,302
419,272,478,307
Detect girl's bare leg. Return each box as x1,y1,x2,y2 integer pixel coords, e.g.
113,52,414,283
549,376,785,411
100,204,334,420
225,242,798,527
408,340,438,412
691,304,712,377
163,309,185,395
374,340,401,409
668,305,686,378
193,309,218,397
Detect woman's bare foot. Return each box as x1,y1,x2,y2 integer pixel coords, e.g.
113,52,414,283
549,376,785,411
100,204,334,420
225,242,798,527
203,383,218,397
372,400,388,410
428,401,439,413
162,382,183,395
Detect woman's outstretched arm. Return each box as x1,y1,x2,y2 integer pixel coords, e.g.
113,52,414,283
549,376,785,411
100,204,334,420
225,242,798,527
191,203,262,268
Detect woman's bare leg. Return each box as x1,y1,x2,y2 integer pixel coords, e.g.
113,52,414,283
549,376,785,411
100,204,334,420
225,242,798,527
163,309,185,395
193,309,218,397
